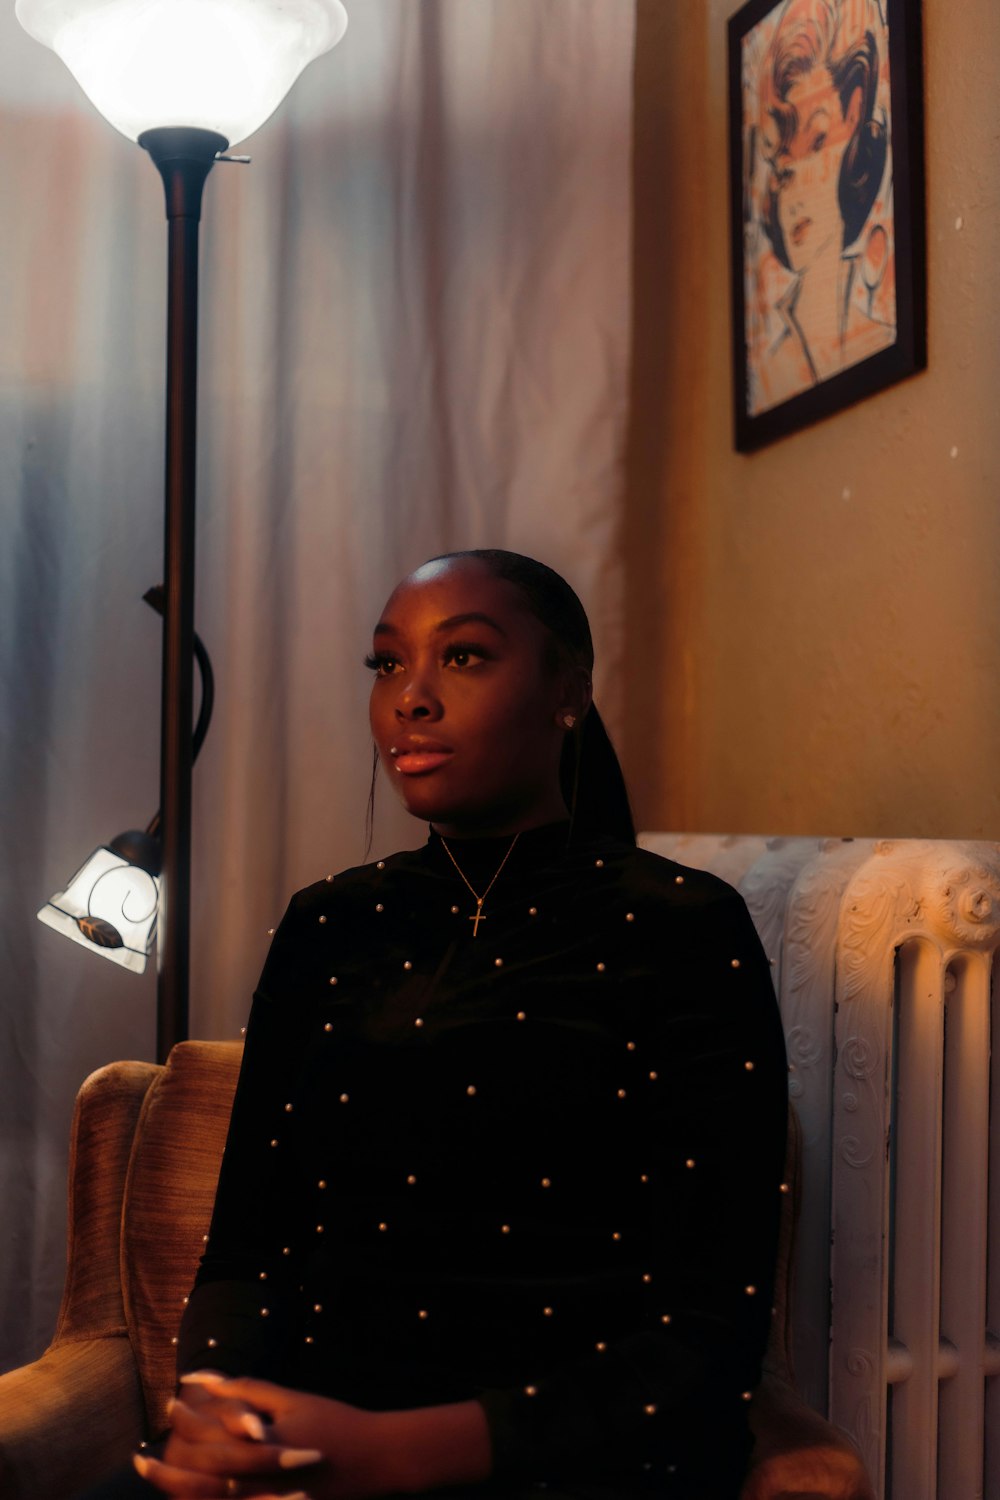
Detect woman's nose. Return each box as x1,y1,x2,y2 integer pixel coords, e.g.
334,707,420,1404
395,675,442,720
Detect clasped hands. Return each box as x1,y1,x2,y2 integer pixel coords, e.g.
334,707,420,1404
134,1372,395,1500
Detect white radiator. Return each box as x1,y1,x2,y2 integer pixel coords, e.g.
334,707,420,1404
638,834,1000,1500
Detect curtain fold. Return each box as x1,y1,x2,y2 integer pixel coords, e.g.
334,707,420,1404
0,0,635,1370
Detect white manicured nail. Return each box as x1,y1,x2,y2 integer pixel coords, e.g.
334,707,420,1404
278,1448,323,1469
240,1411,266,1441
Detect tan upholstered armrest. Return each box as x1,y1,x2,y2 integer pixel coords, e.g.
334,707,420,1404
740,1371,876,1500
0,1059,159,1500
56,1059,161,1342
0,1337,146,1500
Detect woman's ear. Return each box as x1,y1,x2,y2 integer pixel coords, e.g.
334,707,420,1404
556,672,593,728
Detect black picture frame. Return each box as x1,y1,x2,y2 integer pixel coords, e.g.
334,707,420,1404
728,0,925,452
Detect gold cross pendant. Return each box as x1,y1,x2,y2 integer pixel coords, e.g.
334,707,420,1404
469,901,486,937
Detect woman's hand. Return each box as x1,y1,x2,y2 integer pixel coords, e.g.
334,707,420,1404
135,1372,492,1500
134,1376,324,1498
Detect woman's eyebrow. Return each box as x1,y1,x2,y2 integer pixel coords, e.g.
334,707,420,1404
435,612,508,636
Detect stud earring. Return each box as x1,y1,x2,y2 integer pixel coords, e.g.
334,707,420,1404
561,714,576,729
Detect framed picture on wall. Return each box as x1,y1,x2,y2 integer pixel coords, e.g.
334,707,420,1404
728,0,926,452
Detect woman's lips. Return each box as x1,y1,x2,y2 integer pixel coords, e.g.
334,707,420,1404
390,749,453,775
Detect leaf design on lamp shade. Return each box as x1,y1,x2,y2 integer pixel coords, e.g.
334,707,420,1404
77,916,124,948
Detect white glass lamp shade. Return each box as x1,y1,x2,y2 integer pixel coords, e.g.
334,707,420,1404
16,0,348,145
38,844,160,974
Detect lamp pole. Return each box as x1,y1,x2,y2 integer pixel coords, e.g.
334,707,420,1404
140,128,226,1063
18,0,349,1058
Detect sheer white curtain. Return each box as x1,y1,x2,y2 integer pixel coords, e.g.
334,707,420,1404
0,0,634,1368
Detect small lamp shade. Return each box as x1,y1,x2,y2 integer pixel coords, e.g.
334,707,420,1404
16,0,348,145
37,832,161,974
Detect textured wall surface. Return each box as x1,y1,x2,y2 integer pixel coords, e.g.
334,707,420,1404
626,0,1000,840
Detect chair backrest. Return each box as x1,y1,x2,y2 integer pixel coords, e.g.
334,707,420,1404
120,1040,243,1434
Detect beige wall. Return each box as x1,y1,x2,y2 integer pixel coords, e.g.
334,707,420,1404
624,0,1000,840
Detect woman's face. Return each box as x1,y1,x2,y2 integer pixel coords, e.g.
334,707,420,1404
368,557,576,837
762,65,861,273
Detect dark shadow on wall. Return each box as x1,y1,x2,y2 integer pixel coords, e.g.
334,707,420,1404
622,0,709,833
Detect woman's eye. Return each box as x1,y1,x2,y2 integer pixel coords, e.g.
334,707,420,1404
443,643,487,669
364,652,401,677
811,132,827,153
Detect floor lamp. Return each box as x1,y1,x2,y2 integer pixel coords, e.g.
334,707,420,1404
21,0,349,1063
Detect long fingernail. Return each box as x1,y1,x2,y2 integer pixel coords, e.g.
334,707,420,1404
278,1448,324,1468
240,1411,266,1441
132,1455,151,1478
180,1369,225,1386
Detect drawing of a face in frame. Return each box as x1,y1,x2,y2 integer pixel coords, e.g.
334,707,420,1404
746,0,894,414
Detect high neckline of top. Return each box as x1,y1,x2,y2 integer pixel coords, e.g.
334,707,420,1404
426,820,572,861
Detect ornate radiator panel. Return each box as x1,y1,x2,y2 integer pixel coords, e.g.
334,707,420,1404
638,833,1000,1500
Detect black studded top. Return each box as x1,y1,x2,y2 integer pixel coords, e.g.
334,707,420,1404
179,821,787,1498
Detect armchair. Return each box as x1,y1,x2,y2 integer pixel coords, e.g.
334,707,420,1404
0,1042,873,1500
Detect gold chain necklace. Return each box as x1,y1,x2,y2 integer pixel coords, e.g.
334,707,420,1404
439,833,521,937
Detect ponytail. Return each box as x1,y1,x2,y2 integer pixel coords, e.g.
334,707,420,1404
561,704,636,845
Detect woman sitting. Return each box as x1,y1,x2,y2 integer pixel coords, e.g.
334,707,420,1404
82,549,789,1500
